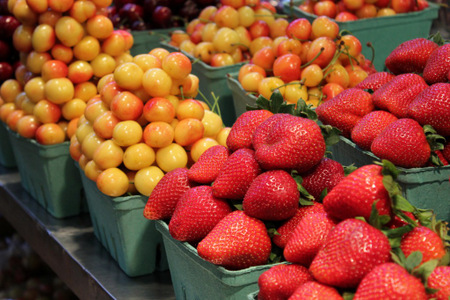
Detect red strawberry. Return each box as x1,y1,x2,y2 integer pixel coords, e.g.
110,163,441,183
387,211,418,229
187,145,230,184
289,281,343,300
243,170,299,221
371,118,431,168
427,266,450,300
309,218,391,288
283,212,337,267
252,113,326,173
351,110,398,150
353,263,427,300
385,38,439,75
226,109,273,152
400,226,446,266
423,43,450,84
212,148,261,199
407,83,450,137
315,88,374,138
144,168,193,220
299,157,345,200
323,164,392,221
372,73,428,118
354,71,396,92
429,150,449,166
197,210,272,270
272,203,325,248
257,264,313,300
443,141,450,162
252,113,287,150
168,186,232,243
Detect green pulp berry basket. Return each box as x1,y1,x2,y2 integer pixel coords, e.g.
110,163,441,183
283,1,440,71
155,220,284,300
6,127,84,218
0,122,16,168
129,28,183,56
159,41,245,127
226,76,258,119
330,136,450,222
78,166,168,277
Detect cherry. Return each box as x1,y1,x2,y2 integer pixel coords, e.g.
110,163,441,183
0,16,21,39
152,6,172,28
119,3,144,22
0,62,13,82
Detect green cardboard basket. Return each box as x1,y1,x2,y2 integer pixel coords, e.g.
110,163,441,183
78,167,168,277
6,128,84,218
330,136,450,222
226,76,258,119
130,28,183,56
155,220,284,300
0,122,16,168
247,291,258,299
283,1,440,71
160,41,245,127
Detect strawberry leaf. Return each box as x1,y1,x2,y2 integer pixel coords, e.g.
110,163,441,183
424,124,445,151
293,98,318,121
391,247,407,267
320,124,341,147
342,292,355,300
343,164,357,176
380,159,400,179
268,244,284,264
383,224,414,248
405,251,423,273
291,170,315,201
413,258,439,283
318,188,328,202
428,31,447,46
369,201,391,229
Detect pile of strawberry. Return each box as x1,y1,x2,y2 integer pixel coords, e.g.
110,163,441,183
143,94,344,269
315,34,450,168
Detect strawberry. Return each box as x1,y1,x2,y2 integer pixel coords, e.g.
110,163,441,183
309,218,391,288
226,109,273,152
322,164,392,221
353,263,427,300
283,212,337,267
429,150,449,166
371,118,431,168
354,71,396,92
443,141,450,162
387,211,418,229
212,148,261,199
407,83,450,137
168,185,232,243
187,145,230,184
252,113,287,151
196,210,272,270
427,266,450,300
252,113,326,173
315,88,374,138
372,73,428,118
351,110,398,150
257,264,313,300
143,168,193,220
299,157,345,200
243,170,299,221
272,203,325,248
384,38,439,75
289,281,344,300
422,43,450,84
400,226,446,266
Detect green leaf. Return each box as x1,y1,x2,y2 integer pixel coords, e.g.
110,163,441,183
232,203,243,211
343,164,357,176
369,201,391,229
342,292,355,300
405,251,423,273
428,31,446,46
318,188,328,202
270,89,285,113
320,125,342,147
254,94,271,110
390,248,407,268
381,159,400,179
413,258,439,281
392,195,416,213
424,124,446,151
299,198,315,206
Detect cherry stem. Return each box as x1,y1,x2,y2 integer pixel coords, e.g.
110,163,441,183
300,47,324,68
274,79,306,90
179,86,185,101
231,43,250,51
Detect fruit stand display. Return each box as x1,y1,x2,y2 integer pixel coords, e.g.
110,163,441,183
0,0,449,299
